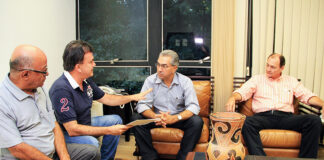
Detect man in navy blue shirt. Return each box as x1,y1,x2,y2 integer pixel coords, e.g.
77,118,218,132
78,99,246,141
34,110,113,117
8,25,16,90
49,40,152,160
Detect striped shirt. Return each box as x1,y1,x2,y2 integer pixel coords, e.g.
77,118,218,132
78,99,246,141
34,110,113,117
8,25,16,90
234,74,316,113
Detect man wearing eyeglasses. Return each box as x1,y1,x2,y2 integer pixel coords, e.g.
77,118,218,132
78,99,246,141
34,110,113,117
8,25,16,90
49,40,152,160
132,50,203,160
0,45,100,160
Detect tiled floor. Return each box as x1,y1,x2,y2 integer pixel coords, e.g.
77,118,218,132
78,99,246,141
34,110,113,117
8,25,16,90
115,135,324,160
318,145,324,159
115,135,137,160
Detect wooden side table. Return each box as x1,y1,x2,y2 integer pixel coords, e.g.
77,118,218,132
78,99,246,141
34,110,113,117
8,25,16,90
186,152,208,160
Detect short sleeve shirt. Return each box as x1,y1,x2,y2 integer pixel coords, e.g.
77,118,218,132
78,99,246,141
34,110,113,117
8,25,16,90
135,73,200,115
49,72,105,130
0,74,56,159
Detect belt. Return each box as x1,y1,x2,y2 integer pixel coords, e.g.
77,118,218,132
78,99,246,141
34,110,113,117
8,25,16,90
256,110,293,116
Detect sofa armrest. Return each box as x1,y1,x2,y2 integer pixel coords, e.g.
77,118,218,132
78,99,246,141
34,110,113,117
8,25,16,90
298,102,322,116
236,98,254,116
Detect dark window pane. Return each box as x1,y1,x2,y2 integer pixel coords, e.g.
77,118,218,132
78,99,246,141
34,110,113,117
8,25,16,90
163,0,211,60
177,67,210,77
79,0,147,61
92,67,150,94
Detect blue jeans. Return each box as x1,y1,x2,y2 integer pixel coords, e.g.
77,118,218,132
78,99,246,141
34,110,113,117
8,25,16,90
64,115,122,160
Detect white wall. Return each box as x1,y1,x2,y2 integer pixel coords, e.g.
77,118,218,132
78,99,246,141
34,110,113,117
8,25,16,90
0,0,75,89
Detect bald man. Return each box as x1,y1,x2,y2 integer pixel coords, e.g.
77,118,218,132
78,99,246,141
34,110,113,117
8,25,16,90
225,53,324,158
0,45,100,160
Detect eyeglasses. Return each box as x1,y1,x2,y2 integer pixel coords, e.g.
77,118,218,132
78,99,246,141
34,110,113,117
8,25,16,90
155,63,171,69
18,69,48,75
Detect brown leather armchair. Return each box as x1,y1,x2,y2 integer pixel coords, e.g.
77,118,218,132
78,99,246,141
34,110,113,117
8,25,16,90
135,76,214,159
237,97,321,158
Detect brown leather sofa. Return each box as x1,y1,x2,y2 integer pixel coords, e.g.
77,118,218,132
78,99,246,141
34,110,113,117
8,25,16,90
136,77,214,159
237,97,321,158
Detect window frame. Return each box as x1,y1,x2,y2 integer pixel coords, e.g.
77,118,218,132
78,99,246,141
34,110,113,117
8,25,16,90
76,0,211,75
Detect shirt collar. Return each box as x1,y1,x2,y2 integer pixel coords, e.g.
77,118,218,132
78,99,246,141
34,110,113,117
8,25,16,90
266,73,283,81
154,72,180,85
3,74,35,101
64,71,80,89
172,73,180,85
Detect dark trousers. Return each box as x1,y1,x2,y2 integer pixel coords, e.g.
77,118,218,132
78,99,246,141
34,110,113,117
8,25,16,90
242,110,322,158
131,113,203,160
53,143,101,160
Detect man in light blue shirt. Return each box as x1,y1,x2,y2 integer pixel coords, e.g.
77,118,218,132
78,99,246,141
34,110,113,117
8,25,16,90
132,50,203,160
0,45,99,160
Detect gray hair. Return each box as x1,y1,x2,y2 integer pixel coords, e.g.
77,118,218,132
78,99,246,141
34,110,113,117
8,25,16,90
10,56,33,72
159,50,179,66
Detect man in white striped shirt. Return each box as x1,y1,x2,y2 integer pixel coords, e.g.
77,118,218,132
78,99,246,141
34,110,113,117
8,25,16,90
225,53,324,158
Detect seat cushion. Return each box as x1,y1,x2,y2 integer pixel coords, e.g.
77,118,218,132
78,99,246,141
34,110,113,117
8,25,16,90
152,142,208,155
243,147,300,158
91,101,103,117
242,129,301,148
151,128,183,143
260,129,301,148
151,117,209,143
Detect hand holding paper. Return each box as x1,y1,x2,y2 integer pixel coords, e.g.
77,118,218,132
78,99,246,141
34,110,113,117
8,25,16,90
127,118,160,126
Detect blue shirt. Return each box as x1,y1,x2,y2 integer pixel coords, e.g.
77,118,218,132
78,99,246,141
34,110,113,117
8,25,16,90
135,73,200,115
0,75,56,159
49,72,105,130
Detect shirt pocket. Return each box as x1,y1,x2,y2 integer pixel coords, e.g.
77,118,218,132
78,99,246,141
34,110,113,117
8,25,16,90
174,96,185,108
279,88,293,105
18,112,41,131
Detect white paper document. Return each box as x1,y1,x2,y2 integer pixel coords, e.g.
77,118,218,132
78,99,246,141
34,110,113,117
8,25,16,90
127,118,159,126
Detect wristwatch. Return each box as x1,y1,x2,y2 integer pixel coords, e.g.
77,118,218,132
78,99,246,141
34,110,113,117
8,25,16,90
177,114,182,120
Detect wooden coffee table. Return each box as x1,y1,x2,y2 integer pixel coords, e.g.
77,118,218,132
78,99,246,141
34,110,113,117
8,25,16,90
186,152,317,160
185,152,208,160
245,155,317,160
